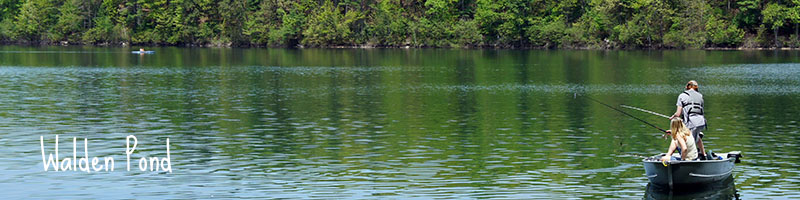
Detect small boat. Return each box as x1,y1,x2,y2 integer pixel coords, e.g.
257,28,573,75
642,151,742,190
132,50,155,54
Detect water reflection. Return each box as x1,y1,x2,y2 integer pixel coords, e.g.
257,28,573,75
0,47,798,198
644,177,739,200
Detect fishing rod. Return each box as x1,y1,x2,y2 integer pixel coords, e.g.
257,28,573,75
620,105,670,119
577,93,668,133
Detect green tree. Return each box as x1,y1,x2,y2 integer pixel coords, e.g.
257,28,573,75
268,0,311,46
183,0,220,44
83,0,128,44
424,0,460,21
527,16,566,48
735,0,762,31
788,1,800,42
663,0,709,48
218,0,248,45
244,0,280,45
706,15,745,47
474,0,532,45
610,0,674,48
0,0,22,40
0,0,796,49
366,0,410,46
14,0,56,41
0,0,23,21
155,0,190,44
763,3,787,47
302,0,363,46
50,0,85,42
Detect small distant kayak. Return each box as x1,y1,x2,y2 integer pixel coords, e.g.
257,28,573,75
132,51,155,54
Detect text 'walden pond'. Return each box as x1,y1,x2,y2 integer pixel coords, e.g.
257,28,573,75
39,135,172,173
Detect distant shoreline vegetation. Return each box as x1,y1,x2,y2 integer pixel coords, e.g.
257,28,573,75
2,0,800,49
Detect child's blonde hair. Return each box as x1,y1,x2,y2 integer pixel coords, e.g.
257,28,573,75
670,118,691,140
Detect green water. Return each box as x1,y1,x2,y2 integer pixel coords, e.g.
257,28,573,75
1,46,798,199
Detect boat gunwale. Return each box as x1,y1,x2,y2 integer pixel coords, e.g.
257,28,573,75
641,153,735,164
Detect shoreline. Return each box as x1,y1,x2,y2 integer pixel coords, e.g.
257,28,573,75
3,40,800,51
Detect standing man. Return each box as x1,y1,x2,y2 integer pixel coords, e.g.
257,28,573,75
670,80,709,160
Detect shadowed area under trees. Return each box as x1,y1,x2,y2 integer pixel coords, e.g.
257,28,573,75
1,0,799,49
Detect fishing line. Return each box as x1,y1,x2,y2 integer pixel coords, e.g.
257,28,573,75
576,93,668,133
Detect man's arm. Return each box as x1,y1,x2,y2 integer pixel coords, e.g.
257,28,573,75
671,93,686,120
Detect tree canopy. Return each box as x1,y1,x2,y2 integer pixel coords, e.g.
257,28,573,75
0,0,799,49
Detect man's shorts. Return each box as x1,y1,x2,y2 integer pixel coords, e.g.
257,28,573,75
690,125,706,141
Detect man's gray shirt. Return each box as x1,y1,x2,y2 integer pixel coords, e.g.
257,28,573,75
677,89,706,129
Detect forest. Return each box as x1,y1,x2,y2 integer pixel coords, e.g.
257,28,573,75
0,0,799,49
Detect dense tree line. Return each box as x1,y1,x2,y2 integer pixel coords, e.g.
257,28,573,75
1,0,800,49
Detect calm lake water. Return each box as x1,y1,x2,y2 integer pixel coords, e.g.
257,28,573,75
1,46,799,199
